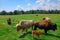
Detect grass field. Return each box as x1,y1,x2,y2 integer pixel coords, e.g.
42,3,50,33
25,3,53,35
0,14,60,40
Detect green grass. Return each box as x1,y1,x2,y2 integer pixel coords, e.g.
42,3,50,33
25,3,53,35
0,14,60,40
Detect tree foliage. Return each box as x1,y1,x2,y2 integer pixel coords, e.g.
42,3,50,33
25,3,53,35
0,10,60,15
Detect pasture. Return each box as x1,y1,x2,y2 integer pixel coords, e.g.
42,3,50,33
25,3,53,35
0,14,60,40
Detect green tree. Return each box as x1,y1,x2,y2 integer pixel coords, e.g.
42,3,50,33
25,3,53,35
1,10,7,15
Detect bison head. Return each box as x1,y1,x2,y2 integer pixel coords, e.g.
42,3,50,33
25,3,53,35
16,24,21,32
52,23,57,31
49,23,57,31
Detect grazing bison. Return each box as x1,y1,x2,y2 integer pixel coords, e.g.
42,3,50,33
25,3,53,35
16,20,34,32
7,18,11,25
36,14,38,16
34,20,57,33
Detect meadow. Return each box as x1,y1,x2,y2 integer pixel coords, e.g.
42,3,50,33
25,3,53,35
0,14,60,40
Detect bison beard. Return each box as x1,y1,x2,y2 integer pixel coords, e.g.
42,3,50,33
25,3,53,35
34,22,57,33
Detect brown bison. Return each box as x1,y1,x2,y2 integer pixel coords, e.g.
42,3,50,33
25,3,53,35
34,20,57,33
7,18,11,25
32,30,43,39
16,20,34,32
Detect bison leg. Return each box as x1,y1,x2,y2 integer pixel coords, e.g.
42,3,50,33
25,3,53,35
32,26,34,30
26,28,28,32
38,35,40,40
32,33,34,39
33,25,37,30
44,29,47,33
22,28,25,32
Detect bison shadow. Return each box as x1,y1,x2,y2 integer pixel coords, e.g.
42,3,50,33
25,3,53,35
44,33,60,38
19,31,32,38
33,37,45,40
19,31,45,40
19,32,60,39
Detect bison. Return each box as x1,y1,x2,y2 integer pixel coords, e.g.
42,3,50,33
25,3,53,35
7,18,11,25
32,30,43,38
34,20,57,33
16,20,34,32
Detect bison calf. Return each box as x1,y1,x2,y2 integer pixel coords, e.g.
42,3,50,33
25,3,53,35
32,30,43,39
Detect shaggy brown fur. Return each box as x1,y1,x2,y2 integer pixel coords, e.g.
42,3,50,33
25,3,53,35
34,20,57,33
42,17,51,23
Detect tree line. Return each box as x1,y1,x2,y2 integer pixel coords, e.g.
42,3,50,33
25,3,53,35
0,10,60,15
